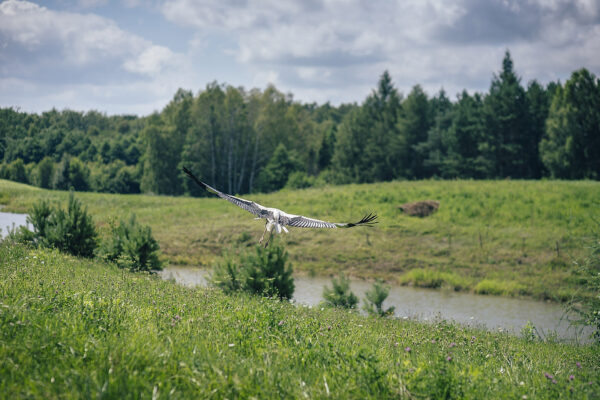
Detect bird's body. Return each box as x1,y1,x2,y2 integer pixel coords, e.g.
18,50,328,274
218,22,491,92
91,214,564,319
183,167,377,246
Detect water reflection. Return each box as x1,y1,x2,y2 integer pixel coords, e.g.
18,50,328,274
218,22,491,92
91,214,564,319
159,265,592,342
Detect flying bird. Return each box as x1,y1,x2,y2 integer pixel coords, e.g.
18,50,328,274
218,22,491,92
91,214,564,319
183,167,378,247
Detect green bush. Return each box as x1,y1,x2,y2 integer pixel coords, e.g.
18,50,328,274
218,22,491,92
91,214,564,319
363,279,395,317
322,274,358,309
97,215,162,272
211,258,243,294
211,242,294,299
26,192,97,258
285,171,314,189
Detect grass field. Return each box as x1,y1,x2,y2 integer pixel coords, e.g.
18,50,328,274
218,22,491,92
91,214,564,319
1,179,599,301
1,243,598,399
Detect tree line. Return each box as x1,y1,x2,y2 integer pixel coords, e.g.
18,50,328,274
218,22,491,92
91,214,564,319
1,51,598,195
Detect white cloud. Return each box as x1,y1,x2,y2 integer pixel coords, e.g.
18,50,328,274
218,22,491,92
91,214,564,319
161,0,600,101
0,0,182,77
1,0,599,114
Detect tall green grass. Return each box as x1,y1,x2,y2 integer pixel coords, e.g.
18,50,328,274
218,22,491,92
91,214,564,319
1,179,599,301
1,243,598,398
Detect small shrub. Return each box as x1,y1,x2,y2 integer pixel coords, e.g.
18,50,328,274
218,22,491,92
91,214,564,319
363,279,395,317
211,258,243,294
1,225,35,245
520,321,539,342
211,242,294,299
97,215,162,272
26,192,97,258
242,242,294,299
566,231,600,342
322,274,358,309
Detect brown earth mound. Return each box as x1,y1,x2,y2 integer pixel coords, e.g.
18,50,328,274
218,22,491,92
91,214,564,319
399,200,440,217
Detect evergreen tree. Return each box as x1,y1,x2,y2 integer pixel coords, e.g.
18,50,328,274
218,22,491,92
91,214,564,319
481,51,530,178
397,85,433,178
333,71,402,182
525,80,551,178
541,69,600,179
322,274,358,309
443,91,486,178
420,89,453,177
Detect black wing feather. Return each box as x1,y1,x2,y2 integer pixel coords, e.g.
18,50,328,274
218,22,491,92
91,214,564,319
183,167,264,217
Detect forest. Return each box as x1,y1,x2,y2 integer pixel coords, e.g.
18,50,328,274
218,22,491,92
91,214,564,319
1,51,599,196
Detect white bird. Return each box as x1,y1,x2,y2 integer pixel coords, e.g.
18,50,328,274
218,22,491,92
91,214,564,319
183,167,378,247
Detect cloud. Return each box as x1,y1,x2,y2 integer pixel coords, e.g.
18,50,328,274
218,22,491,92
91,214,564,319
1,0,599,114
0,0,183,81
160,0,600,103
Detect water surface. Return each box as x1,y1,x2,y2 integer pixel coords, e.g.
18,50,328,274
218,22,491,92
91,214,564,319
0,211,29,238
159,265,592,342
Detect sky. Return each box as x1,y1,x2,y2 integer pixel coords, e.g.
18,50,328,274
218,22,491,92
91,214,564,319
0,0,599,116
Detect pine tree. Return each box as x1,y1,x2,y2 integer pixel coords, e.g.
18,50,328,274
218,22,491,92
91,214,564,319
481,51,530,178
541,69,600,179
397,85,432,179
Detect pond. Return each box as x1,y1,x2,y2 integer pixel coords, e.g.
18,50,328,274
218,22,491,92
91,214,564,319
0,211,29,238
159,265,593,342
1,210,591,342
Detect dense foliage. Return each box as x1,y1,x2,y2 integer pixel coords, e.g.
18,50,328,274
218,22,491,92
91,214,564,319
96,215,163,272
2,192,162,272
1,51,598,195
211,242,295,299
25,192,97,258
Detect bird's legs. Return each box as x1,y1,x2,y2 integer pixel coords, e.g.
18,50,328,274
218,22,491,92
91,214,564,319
258,220,269,245
259,220,274,247
263,229,274,248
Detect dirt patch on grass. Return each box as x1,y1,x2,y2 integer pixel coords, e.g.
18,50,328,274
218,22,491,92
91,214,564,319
399,200,440,217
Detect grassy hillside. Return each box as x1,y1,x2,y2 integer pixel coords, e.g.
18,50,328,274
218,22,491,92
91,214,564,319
1,179,599,301
1,243,598,399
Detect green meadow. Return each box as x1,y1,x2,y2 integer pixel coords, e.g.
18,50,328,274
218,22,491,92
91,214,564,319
1,179,599,301
1,244,598,399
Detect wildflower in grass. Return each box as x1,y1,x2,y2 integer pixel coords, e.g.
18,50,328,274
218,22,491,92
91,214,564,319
544,372,554,381
446,356,452,362
404,347,411,352
576,362,582,369
278,320,284,326
569,375,574,381
449,342,456,348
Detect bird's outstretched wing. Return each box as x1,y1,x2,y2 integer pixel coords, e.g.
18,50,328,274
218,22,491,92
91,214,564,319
281,212,378,229
183,167,265,217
